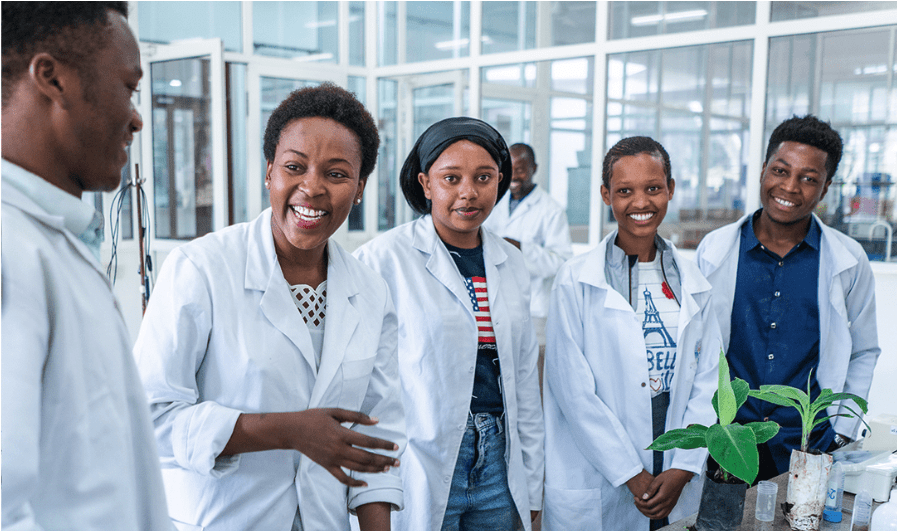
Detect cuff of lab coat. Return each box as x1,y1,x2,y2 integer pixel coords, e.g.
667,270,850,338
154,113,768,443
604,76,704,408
670,447,709,478
347,486,403,513
171,402,243,477
613,463,648,489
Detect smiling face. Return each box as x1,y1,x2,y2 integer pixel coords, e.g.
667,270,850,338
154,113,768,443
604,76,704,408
759,140,830,228
509,146,537,200
266,116,364,263
63,11,143,194
418,140,502,249
601,152,674,255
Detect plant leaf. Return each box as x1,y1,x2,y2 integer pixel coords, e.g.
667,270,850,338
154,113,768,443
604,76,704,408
647,425,709,451
707,423,759,485
820,393,869,413
717,350,737,426
757,384,810,411
746,421,780,444
749,388,802,408
732,378,750,410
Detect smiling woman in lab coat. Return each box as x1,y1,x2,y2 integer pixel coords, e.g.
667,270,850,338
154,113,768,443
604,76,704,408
542,137,720,531
355,117,544,531
134,84,405,531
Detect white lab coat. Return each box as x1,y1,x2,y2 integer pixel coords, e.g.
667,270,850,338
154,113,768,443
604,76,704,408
134,209,405,531
695,213,880,438
1,173,172,531
484,186,573,319
542,233,721,531
354,216,544,531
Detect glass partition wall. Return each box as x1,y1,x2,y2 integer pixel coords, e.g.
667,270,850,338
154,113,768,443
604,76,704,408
123,0,897,263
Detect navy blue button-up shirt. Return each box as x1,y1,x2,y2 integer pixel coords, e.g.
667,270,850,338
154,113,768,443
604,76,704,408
728,211,834,473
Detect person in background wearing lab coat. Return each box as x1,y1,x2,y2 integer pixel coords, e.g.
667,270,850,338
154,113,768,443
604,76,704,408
483,143,573,388
134,83,405,531
695,115,880,481
542,137,721,531
1,3,172,530
355,117,544,531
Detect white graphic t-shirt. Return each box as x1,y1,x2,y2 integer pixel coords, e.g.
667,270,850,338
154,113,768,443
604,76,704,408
637,256,680,398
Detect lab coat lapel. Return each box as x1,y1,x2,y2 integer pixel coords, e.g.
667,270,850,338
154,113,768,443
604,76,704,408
248,211,318,373
414,217,476,318
580,237,633,313
310,241,359,407
507,189,535,224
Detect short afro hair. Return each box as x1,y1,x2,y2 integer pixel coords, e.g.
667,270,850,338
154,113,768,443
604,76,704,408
510,143,536,166
263,82,379,180
602,136,671,189
765,115,842,181
2,2,128,107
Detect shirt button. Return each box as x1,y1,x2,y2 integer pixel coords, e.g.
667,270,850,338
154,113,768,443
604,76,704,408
760,245,765,250
770,322,777,329
774,291,781,297
641,382,647,387
778,261,784,267
469,366,475,373
768,354,775,360
764,417,770,422
444,476,451,483
458,423,464,430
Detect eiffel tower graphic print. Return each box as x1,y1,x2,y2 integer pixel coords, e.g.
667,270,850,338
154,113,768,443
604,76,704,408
642,287,676,348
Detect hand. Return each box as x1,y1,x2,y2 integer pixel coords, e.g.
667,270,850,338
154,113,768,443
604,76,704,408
286,408,400,487
504,237,522,250
634,468,694,520
626,468,655,515
223,408,400,488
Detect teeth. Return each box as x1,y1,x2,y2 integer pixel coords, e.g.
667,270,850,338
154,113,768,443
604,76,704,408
291,205,326,220
775,197,795,207
630,212,654,221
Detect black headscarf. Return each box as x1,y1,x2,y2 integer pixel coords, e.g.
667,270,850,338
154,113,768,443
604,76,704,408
400,117,512,215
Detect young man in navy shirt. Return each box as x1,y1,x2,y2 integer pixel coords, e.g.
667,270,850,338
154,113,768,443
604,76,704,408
696,115,880,481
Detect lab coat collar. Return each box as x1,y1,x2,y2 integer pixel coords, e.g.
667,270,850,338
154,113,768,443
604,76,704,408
410,215,508,317
245,209,361,391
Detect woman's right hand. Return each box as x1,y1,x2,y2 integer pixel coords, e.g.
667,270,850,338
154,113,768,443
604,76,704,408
222,408,400,487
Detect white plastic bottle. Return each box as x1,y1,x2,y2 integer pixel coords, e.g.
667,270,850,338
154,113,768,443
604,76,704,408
872,488,897,531
824,462,845,522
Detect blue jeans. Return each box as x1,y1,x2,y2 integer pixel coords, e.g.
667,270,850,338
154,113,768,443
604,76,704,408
442,413,519,531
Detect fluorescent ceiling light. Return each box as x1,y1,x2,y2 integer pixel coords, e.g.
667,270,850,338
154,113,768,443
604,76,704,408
169,79,182,87
435,36,491,51
305,19,336,29
631,9,707,26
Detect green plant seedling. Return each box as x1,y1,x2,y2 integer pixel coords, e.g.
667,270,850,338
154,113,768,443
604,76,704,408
648,349,779,485
748,370,869,453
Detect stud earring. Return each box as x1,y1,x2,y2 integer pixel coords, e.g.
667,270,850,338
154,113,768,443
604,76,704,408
355,198,362,204
265,181,270,189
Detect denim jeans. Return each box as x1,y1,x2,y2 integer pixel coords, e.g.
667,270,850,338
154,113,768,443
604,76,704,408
441,413,519,531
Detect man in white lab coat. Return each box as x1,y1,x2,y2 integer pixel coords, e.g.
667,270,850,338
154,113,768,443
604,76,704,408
1,3,172,530
695,115,880,480
484,143,573,380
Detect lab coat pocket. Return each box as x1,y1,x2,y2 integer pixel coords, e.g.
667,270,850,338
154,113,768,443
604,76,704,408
543,484,602,531
338,356,376,409
171,518,204,531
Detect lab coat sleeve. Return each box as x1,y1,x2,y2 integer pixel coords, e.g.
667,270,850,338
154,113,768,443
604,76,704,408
831,253,880,437
670,296,721,475
545,269,645,488
519,208,573,280
1,246,50,531
134,249,243,478
516,292,546,510
347,290,406,512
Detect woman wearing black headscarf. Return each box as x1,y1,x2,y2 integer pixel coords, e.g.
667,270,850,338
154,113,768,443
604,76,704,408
355,117,544,531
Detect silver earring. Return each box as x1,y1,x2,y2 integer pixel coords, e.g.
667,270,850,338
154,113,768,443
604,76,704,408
355,198,362,204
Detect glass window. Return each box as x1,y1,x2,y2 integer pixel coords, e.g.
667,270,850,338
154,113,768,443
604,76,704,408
379,2,470,65
606,41,753,247
349,2,366,66
227,63,248,225
253,2,338,62
768,26,897,262
137,1,242,52
348,76,367,232
609,1,755,40
151,58,214,240
481,64,537,88
482,99,532,146
550,1,597,46
771,1,897,22
482,1,536,54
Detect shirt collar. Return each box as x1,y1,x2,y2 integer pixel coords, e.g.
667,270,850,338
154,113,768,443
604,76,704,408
2,159,104,259
743,208,822,251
